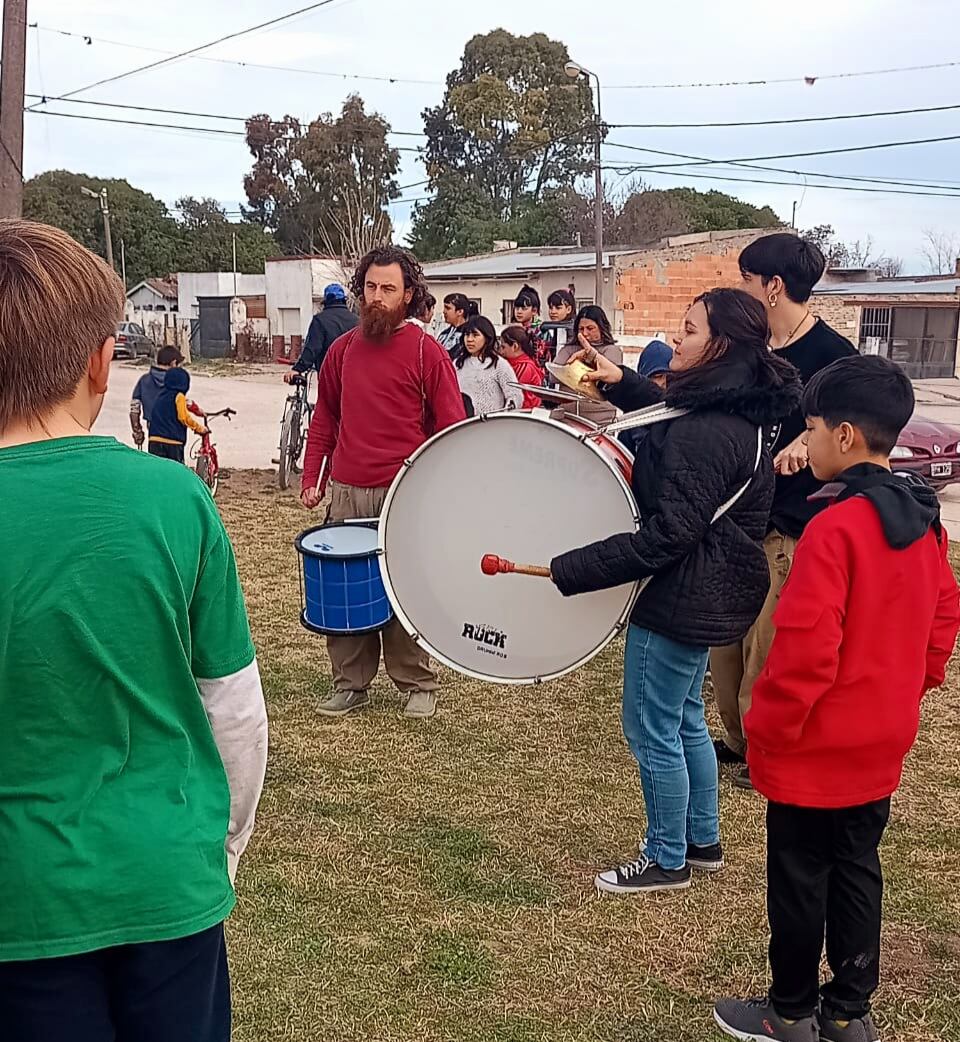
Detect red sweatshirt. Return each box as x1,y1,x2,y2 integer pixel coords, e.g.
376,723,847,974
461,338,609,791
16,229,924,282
746,493,960,808
302,323,465,493
504,354,544,409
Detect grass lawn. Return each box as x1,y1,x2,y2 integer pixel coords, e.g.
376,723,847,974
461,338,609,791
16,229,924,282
220,471,960,1042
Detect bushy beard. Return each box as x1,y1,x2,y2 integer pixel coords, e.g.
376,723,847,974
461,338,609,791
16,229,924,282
360,300,407,342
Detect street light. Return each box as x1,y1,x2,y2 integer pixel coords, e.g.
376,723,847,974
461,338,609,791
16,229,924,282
81,185,114,271
565,58,603,307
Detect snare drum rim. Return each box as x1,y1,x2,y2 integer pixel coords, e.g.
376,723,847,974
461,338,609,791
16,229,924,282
377,411,641,686
294,521,379,561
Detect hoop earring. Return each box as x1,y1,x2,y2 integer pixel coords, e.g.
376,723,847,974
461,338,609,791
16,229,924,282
768,295,778,308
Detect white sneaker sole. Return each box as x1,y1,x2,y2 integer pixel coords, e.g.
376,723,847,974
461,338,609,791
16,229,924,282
688,858,725,873
594,874,692,895
713,1009,772,1041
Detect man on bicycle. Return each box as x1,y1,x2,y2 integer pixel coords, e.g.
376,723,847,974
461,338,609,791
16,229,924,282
283,284,358,383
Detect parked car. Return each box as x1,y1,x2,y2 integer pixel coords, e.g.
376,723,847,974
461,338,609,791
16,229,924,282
892,414,960,491
114,322,154,360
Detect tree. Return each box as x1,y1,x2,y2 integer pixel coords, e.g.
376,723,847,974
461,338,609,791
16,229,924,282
920,228,960,275
175,196,277,273
410,30,596,260
801,225,901,276
243,94,400,257
24,170,183,285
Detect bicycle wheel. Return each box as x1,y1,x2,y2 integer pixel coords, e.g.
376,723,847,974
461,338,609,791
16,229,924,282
278,403,300,490
196,454,220,498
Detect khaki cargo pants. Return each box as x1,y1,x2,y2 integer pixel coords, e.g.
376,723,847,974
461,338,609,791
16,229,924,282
709,529,798,756
325,480,438,696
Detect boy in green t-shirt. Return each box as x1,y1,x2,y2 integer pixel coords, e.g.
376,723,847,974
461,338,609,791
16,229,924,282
0,219,268,1042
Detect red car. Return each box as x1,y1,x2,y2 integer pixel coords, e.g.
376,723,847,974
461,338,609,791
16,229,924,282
891,415,960,491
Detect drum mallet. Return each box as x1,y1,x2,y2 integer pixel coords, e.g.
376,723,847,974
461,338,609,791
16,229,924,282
481,554,551,579
313,455,328,497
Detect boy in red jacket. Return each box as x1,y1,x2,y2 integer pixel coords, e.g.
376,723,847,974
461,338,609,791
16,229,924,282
714,355,960,1042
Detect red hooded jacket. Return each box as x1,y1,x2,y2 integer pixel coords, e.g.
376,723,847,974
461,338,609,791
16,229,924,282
746,470,960,808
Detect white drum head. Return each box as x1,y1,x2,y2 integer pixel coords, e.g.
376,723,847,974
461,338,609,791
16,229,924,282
379,413,639,684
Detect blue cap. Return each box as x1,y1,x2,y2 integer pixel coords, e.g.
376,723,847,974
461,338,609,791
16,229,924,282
638,340,673,378
323,283,347,302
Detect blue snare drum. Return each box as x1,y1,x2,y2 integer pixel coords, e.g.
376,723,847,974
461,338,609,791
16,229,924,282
295,523,393,636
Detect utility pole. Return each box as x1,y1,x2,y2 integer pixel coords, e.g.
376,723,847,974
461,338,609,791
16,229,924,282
120,238,127,289
565,58,604,306
80,185,114,270
232,231,238,296
0,0,28,218
791,200,798,230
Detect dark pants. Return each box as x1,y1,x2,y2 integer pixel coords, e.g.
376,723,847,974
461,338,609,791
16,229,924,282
0,923,230,1042
148,441,185,463
767,799,890,1021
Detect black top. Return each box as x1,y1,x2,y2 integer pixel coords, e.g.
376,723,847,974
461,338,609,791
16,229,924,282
293,303,359,374
769,318,858,537
550,352,801,646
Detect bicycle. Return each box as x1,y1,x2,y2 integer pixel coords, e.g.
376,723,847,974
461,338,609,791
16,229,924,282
276,373,313,490
190,407,236,499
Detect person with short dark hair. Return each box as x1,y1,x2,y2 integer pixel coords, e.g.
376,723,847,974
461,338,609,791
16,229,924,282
452,315,523,416
286,283,358,382
437,292,473,356
0,219,267,1042
499,325,544,409
550,288,801,895
513,284,552,367
300,245,466,720
415,292,437,328
714,355,960,1042
130,344,184,447
552,305,623,426
710,232,858,789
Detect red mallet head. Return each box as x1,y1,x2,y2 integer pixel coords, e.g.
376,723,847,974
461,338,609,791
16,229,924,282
481,554,512,575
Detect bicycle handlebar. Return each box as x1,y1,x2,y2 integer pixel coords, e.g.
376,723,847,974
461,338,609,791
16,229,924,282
203,407,236,421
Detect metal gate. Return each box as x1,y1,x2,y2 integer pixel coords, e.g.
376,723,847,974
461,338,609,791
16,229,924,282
196,296,232,358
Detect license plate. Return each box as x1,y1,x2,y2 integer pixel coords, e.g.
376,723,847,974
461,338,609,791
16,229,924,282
932,462,953,477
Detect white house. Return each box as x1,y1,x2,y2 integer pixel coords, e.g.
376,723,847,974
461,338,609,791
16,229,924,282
176,272,267,320
126,277,178,311
263,255,349,341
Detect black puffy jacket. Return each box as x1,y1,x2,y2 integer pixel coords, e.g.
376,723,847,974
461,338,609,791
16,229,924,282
293,302,359,374
550,353,801,646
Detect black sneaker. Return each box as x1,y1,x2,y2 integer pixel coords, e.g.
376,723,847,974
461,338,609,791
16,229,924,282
714,997,819,1041
819,1014,879,1042
732,766,755,790
595,854,691,894
687,842,725,873
714,738,746,766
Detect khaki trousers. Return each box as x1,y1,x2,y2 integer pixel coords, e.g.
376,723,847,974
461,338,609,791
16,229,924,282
325,480,438,696
709,529,798,756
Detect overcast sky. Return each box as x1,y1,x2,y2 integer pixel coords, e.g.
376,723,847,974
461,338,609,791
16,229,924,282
15,0,960,271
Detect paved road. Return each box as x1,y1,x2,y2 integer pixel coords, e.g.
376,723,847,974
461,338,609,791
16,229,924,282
97,362,293,470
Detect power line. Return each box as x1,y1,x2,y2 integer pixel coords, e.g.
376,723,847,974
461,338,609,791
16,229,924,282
29,23,444,87
607,57,960,90
27,109,425,152
604,140,960,193
23,94,427,137
604,133,960,170
610,101,960,129
603,164,960,200
25,1,341,110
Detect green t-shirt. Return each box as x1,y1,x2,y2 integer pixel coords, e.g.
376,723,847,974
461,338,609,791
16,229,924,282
0,436,255,961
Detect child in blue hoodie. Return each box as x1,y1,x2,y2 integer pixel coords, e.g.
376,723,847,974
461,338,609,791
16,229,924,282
129,346,183,447
148,366,207,462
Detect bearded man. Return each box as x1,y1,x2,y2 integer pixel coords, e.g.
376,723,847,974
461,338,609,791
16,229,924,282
301,246,465,720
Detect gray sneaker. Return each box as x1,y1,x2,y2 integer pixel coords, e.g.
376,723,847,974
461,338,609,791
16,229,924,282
820,1014,879,1042
402,691,438,719
714,997,819,1041
317,690,370,717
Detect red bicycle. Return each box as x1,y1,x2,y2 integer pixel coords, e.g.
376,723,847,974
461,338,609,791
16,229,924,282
189,406,235,498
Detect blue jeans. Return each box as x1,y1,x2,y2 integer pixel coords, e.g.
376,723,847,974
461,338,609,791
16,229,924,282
622,624,719,870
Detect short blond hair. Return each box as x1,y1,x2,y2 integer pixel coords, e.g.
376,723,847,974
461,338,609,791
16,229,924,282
0,219,125,433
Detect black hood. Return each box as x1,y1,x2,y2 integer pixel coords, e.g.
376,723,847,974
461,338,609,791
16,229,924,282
810,463,942,549
664,352,801,427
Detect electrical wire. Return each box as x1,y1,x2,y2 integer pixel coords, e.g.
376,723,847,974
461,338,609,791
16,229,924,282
610,101,960,128
25,1,342,110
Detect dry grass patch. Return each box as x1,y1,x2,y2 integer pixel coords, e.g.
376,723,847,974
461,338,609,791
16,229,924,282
219,472,960,1042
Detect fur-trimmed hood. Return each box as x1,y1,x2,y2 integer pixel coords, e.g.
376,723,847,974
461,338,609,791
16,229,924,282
665,353,801,428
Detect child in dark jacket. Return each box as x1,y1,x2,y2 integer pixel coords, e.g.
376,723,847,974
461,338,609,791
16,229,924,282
129,346,183,447
715,355,960,1042
148,367,207,463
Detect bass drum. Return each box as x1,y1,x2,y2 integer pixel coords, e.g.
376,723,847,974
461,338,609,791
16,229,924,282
378,411,639,685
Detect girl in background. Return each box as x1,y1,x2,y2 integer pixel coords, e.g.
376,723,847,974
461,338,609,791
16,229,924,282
499,325,544,409
454,316,524,416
